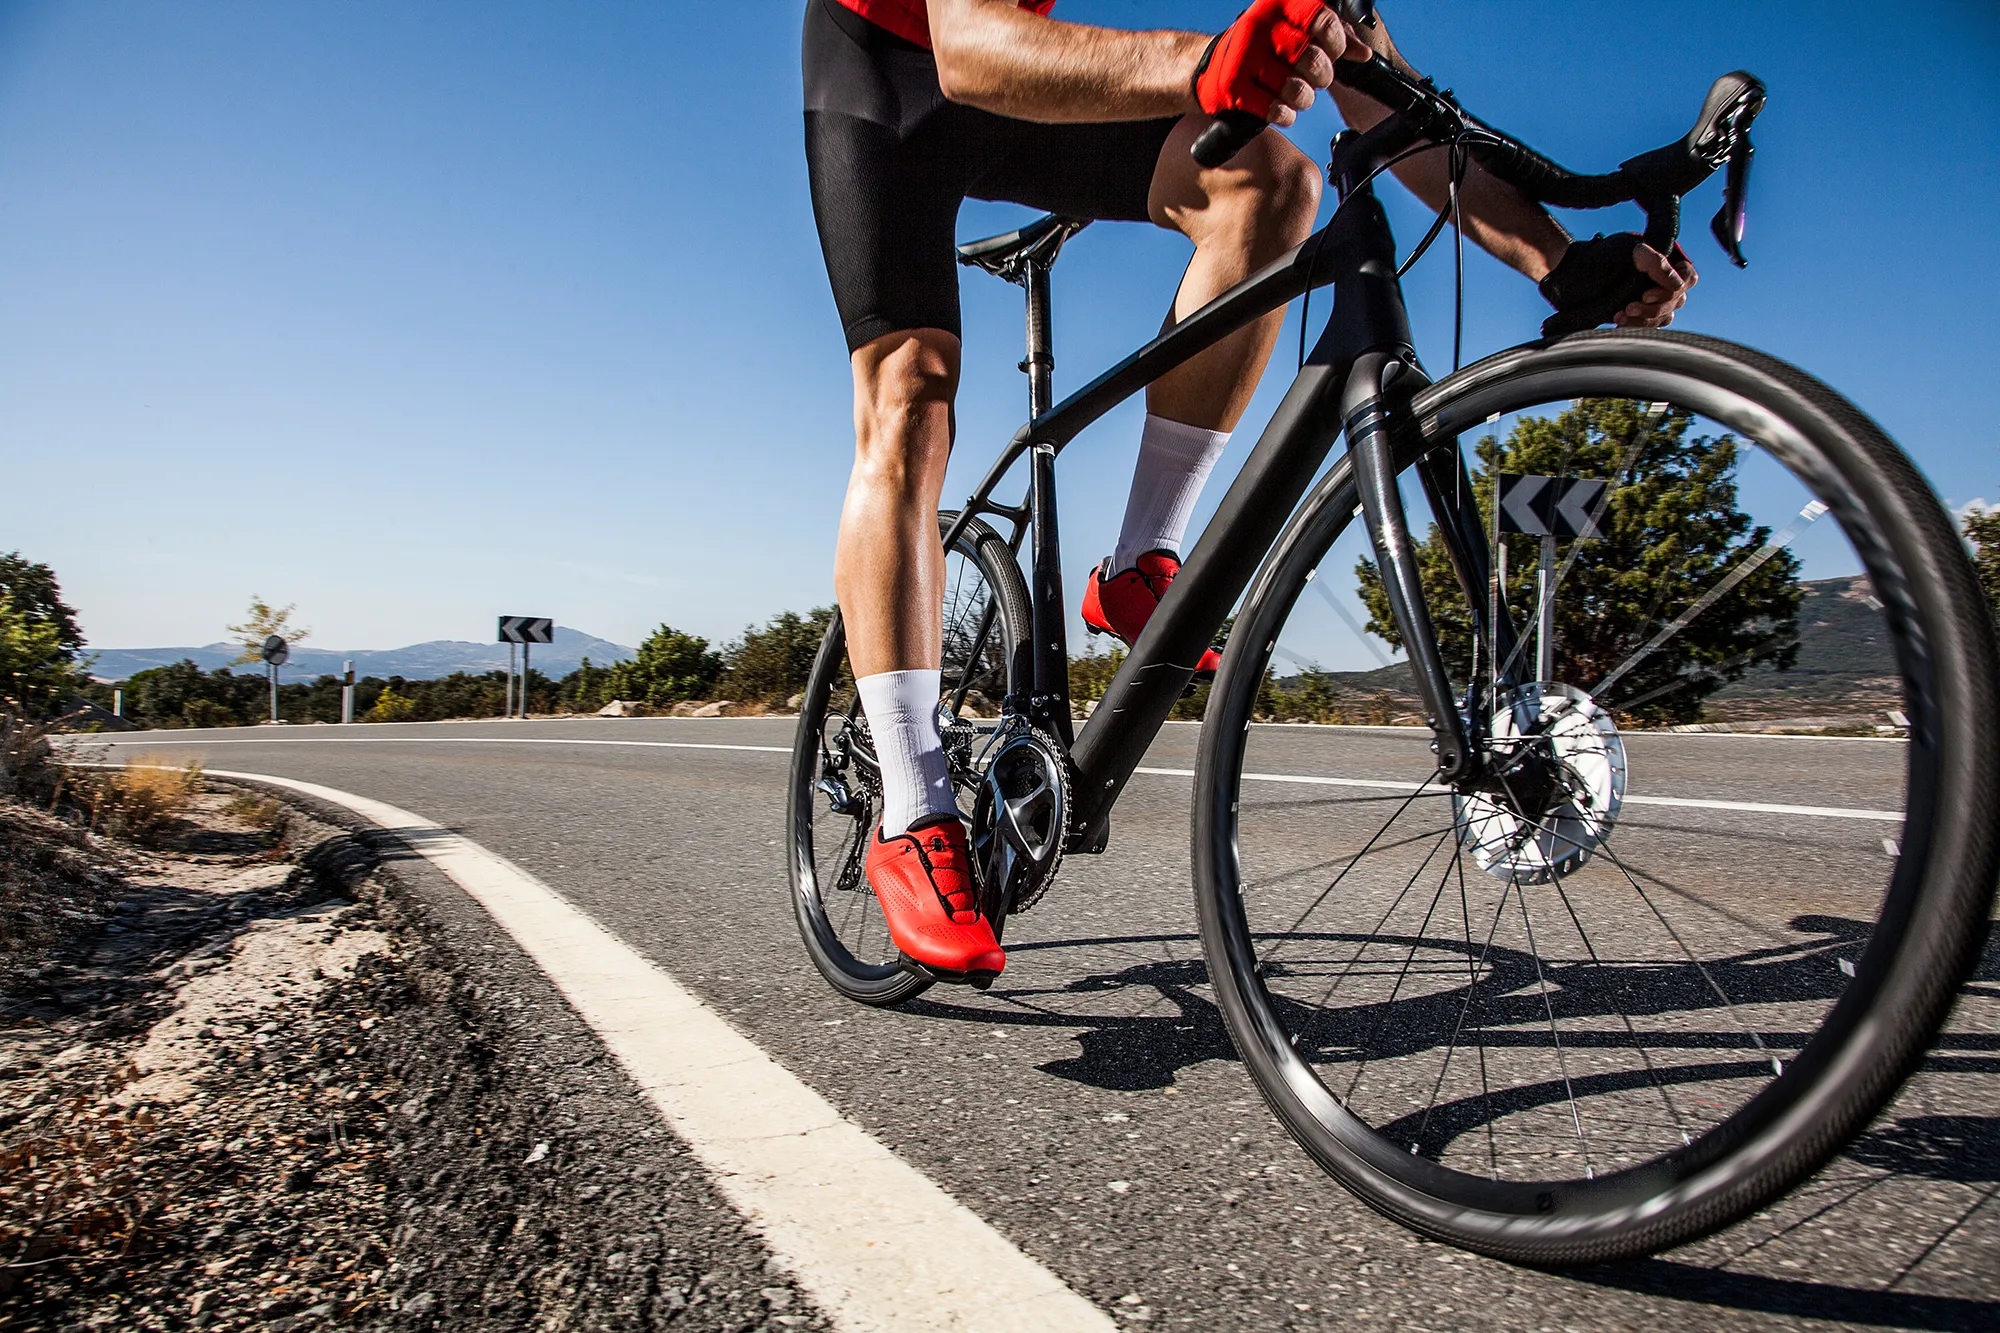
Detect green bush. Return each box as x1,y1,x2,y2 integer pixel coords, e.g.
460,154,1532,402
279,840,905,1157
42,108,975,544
608,625,723,707
719,608,834,704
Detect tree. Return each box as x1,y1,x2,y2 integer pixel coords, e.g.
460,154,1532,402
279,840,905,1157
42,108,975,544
0,555,85,719
0,595,79,717
1963,503,2000,627
1356,399,1803,726
0,553,84,661
226,596,311,665
608,624,723,706
719,608,835,703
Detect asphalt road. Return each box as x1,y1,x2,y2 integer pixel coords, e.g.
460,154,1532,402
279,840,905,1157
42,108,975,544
85,718,1998,1332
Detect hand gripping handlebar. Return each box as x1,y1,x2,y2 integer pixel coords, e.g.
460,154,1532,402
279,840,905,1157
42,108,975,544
1190,0,1379,168
1327,53,1766,335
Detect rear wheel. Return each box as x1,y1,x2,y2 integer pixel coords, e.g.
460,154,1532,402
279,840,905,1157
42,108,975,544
788,512,1031,1006
1194,330,2000,1263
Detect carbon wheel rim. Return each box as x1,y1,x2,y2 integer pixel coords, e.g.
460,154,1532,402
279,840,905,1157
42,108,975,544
1197,338,1991,1258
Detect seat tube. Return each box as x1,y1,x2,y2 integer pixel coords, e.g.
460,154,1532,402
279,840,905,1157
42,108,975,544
1022,259,1072,744
1345,354,1476,781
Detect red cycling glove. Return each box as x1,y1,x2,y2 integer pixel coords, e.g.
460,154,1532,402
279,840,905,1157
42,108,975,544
1192,0,1329,121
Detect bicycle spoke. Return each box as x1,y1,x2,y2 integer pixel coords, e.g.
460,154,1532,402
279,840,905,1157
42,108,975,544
1594,838,1785,1075
1512,873,1594,1178
1256,776,1443,966
1418,842,1508,1173
1334,834,1460,1105
1544,863,1693,1147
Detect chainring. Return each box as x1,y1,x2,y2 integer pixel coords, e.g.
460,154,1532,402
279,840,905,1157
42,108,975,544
969,724,1071,918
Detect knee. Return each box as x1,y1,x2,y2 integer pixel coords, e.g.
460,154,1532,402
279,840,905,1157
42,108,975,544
1228,137,1322,241
851,329,960,492
1173,134,1322,249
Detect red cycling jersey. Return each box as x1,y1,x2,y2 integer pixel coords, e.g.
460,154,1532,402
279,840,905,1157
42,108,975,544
832,0,1055,51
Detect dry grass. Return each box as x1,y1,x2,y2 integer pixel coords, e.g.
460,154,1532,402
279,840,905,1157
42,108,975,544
220,790,283,832
0,1100,171,1289
81,757,203,848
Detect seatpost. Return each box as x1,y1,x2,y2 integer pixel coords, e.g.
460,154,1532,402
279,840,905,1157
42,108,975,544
1022,259,1054,417
1021,257,1071,743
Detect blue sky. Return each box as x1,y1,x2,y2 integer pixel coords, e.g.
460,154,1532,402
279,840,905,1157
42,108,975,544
1,1,1995,657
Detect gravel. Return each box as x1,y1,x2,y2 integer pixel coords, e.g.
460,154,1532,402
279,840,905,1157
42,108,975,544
1,786,830,1331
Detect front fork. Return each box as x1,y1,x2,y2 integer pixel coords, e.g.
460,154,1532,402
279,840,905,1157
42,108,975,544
1343,353,1514,784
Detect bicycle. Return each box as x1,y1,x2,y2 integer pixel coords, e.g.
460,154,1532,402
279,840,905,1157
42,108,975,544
787,11,2000,1267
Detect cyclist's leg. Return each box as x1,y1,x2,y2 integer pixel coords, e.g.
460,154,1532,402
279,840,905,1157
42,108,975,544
1145,117,1322,433
1099,120,1319,580
836,327,962,839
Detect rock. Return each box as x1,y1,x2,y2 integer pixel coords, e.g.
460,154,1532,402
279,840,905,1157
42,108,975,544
690,701,733,718
669,702,702,717
785,693,805,710
596,700,642,718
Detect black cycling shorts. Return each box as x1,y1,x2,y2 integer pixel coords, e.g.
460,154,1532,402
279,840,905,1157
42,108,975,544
804,0,1179,352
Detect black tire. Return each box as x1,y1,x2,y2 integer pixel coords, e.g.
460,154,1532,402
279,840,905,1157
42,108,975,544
789,512,1032,1006
1193,330,2000,1264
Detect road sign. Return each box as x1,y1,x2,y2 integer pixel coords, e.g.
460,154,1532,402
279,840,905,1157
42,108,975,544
498,616,554,645
1497,474,1607,540
260,634,291,666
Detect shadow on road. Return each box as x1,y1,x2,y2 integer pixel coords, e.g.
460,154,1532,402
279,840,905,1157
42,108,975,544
908,926,1998,1323
1568,1258,2000,1332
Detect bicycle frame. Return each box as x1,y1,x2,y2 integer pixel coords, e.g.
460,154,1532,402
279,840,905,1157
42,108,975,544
944,136,1517,855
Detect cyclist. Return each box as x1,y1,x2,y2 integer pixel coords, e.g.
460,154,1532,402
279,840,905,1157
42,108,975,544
803,0,1695,985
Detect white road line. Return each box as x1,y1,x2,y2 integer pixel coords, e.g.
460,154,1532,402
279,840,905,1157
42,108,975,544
1623,794,1902,822
91,738,1902,824
1135,767,1904,823
87,735,794,755
204,767,1113,1333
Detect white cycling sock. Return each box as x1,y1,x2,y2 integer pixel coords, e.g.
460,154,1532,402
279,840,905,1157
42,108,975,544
1111,413,1231,572
855,668,958,839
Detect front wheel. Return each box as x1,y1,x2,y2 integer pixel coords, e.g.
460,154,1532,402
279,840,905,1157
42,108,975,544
788,512,1031,1006
1194,330,2000,1264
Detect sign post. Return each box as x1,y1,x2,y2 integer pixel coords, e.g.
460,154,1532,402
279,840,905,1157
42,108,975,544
497,617,554,719
1496,474,1608,683
260,634,291,724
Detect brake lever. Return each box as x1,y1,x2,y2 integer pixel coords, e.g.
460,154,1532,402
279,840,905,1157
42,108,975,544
1711,135,1754,268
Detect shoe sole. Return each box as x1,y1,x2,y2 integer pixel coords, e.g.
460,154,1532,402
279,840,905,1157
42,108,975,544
899,954,1000,992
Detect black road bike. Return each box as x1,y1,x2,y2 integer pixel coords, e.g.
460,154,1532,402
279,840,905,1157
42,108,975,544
788,20,2000,1266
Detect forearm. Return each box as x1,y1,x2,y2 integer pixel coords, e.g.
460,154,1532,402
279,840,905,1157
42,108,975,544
928,0,1206,122
1329,20,1569,281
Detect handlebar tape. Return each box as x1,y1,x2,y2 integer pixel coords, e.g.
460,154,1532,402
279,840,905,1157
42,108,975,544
1192,110,1270,168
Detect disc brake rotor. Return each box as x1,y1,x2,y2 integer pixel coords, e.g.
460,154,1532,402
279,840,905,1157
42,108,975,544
1453,681,1627,884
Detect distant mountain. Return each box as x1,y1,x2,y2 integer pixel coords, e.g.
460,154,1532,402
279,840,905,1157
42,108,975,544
1705,574,1900,721
88,626,635,683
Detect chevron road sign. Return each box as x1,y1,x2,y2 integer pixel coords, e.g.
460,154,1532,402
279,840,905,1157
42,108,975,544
1497,474,1608,540
497,616,554,645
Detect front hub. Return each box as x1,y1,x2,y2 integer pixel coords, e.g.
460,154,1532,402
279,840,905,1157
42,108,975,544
1453,682,1627,884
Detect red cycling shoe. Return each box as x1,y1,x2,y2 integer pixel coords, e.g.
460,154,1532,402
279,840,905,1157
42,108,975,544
865,816,1005,988
1081,549,1223,676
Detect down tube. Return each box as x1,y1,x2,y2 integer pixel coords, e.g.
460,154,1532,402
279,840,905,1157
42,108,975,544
1068,362,1348,845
